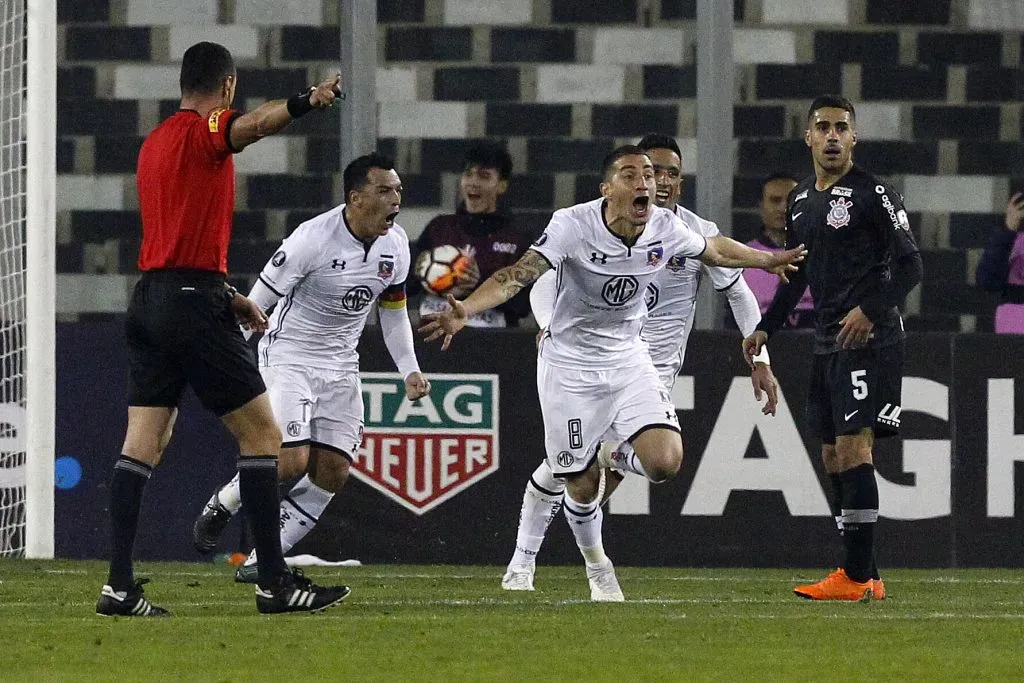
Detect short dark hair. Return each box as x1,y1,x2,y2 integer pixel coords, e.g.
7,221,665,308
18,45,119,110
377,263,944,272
180,42,235,96
343,153,396,199
637,134,681,159
601,145,650,179
806,94,855,123
464,142,513,180
761,172,798,193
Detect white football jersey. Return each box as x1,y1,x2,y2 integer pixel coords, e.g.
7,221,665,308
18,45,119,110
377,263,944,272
643,205,742,370
257,204,411,371
531,198,707,370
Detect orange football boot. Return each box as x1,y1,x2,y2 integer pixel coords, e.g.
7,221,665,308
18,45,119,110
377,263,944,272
794,568,872,602
871,578,886,600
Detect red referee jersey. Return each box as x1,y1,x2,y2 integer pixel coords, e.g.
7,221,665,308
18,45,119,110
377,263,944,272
136,108,238,274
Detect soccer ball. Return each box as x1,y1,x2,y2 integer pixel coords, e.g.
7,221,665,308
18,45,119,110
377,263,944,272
415,245,476,296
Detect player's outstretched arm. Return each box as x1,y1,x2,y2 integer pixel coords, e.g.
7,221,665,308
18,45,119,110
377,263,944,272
229,74,342,152
418,249,550,349
477,249,551,312
702,235,806,280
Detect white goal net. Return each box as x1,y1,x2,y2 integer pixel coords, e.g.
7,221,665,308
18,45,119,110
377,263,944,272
0,0,28,556
0,0,54,558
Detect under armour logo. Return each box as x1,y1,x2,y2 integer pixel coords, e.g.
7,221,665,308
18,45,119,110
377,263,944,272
590,252,608,264
332,259,346,269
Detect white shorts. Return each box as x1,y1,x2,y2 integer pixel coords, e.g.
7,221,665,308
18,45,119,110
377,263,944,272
536,358,679,477
261,365,363,458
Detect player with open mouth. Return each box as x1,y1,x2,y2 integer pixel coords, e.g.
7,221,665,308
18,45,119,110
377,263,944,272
421,145,805,598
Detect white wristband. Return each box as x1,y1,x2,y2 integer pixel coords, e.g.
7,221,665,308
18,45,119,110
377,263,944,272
752,345,770,366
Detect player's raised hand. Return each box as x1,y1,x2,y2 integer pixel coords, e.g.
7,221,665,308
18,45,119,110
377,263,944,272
418,293,468,350
751,362,778,417
404,371,431,400
309,73,343,108
742,330,768,367
230,292,268,333
766,244,807,284
837,305,874,349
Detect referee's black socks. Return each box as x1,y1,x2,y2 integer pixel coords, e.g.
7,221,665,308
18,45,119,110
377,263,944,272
840,463,879,584
107,455,153,591
237,456,289,585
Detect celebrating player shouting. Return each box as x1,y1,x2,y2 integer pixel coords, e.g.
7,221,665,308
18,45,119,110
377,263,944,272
501,135,778,598
421,145,805,597
193,153,430,581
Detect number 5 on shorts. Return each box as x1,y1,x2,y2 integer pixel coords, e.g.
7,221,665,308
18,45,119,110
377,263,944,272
850,369,868,400
567,418,583,449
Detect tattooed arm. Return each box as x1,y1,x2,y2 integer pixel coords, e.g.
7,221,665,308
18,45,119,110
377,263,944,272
465,250,551,316
419,249,551,348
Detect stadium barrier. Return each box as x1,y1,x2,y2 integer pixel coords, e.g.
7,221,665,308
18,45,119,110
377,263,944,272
52,323,1024,567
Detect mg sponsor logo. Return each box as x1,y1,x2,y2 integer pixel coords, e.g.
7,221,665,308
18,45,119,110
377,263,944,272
354,373,499,515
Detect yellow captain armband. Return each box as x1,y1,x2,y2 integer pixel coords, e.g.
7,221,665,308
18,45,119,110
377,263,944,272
378,298,407,310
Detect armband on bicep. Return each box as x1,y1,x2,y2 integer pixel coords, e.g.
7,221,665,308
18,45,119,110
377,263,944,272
379,283,407,310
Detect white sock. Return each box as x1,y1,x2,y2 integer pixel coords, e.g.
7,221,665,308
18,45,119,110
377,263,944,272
608,441,655,482
508,461,565,568
217,473,242,514
563,490,607,568
279,474,335,553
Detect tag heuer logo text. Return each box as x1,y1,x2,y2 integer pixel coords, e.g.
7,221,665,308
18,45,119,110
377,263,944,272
353,373,500,515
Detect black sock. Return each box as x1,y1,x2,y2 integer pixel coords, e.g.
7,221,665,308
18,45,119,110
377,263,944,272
828,473,843,537
835,470,879,579
840,463,878,584
237,456,288,586
107,456,153,591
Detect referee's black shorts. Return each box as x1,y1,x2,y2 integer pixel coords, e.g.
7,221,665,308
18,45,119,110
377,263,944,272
806,341,904,445
125,269,265,417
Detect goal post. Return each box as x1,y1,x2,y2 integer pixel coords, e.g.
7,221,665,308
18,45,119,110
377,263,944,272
0,0,55,559
25,0,56,559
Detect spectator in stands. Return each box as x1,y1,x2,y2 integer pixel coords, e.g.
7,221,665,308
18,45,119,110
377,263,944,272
741,173,815,329
975,192,1024,334
409,142,534,327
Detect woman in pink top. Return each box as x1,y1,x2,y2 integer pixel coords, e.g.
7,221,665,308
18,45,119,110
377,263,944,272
976,192,1024,334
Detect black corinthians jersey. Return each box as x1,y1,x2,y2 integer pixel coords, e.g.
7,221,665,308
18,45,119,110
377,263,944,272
783,165,919,354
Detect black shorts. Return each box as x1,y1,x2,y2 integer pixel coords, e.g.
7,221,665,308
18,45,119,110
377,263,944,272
806,342,904,445
126,270,265,417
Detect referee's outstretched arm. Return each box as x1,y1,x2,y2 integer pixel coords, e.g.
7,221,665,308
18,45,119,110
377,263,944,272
229,73,342,152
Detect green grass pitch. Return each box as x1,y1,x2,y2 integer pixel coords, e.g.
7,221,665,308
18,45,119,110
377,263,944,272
3,560,1024,681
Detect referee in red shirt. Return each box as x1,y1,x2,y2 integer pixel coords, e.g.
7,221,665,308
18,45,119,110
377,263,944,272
96,42,348,616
